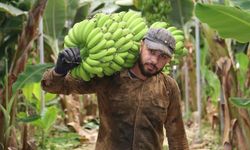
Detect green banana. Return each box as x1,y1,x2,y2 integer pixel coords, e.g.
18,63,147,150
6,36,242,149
82,61,103,74
118,11,126,18
174,35,184,42
111,28,123,40
79,64,91,81
103,19,113,27
126,53,136,59
118,52,129,58
89,49,108,60
85,57,101,66
104,32,112,40
103,66,115,76
64,35,77,48
101,26,108,33
106,47,117,55
89,38,107,54
96,71,104,78
71,22,81,44
118,40,133,52
122,11,136,21
118,21,127,29
175,41,184,50
122,28,131,36
174,48,184,55
112,13,122,22
114,37,126,48
166,26,177,32
125,33,134,40
150,21,168,28
74,66,81,79
133,28,148,41
105,40,115,48
127,13,141,26
80,47,88,58
70,68,78,79
87,33,104,49
97,14,110,27
110,61,122,72
113,54,125,65
122,62,134,68
171,30,184,36
101,55,114,62
68,27,78,44
125,58,137,64
75,20,88,43
128,18,144,29
131,42,139,52
82,20,96,42
108,21,119,33
99,62,110,67
132,22,146,34
94,13,103,20
182,47,188,55
86,27,101,44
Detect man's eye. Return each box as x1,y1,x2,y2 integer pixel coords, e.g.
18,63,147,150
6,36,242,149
150,49,156,54
160,54,169,59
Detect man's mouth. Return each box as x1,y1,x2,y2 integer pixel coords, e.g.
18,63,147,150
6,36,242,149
145,64,156,72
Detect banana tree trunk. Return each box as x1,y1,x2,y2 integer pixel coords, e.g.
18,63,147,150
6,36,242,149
0,0,48,149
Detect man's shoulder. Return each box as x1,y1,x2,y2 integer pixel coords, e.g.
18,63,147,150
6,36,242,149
159,72,175,83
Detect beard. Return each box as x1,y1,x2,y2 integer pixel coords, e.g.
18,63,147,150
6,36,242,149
138,55,163,77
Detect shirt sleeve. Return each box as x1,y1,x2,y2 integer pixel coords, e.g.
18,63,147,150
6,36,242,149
164,78,189,150
41,68,107,95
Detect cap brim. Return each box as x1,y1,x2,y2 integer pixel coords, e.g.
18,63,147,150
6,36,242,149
144,39,173,57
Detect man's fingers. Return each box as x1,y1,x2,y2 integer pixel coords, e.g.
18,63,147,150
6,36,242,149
70,47,81,62
61,50,73,63
73,47,80,56
60,48,81,64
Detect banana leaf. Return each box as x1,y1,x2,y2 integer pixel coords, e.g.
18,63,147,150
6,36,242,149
168,0,193,27
231,0,250,12
12,63,53,96
195,3,250,43
0,2,26,16
230,97,250,109
43,0,66,39
32,106,58,133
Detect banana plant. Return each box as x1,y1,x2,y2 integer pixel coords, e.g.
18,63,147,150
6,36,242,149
195,2,250,149
0,1,48,149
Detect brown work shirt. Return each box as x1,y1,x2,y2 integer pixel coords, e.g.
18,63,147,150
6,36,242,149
41,69,189,150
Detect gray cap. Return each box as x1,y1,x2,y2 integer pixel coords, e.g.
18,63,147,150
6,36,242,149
143,28,176,57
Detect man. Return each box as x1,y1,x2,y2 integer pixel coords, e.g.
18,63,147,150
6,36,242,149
41,28,189,150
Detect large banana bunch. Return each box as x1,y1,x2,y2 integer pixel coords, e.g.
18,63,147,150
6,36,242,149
64,11,148,81
64,11,186,81
150,21,188,74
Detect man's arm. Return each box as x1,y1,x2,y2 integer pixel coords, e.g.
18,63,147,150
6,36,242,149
164,78,189,150
41,47,105,95
41,69,98,95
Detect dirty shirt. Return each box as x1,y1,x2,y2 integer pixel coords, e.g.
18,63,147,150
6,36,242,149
41,69,189,150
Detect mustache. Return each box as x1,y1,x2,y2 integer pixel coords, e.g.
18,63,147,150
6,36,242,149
145,62,158,70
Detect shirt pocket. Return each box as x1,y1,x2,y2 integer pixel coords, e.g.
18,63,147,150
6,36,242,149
143,91,170,124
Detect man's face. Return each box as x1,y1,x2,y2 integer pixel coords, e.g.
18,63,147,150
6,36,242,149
138,41,172,77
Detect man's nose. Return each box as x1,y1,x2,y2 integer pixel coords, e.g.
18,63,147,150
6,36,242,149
150,55,158,64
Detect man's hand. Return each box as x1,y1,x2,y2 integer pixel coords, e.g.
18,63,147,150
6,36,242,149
54,47,81,76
